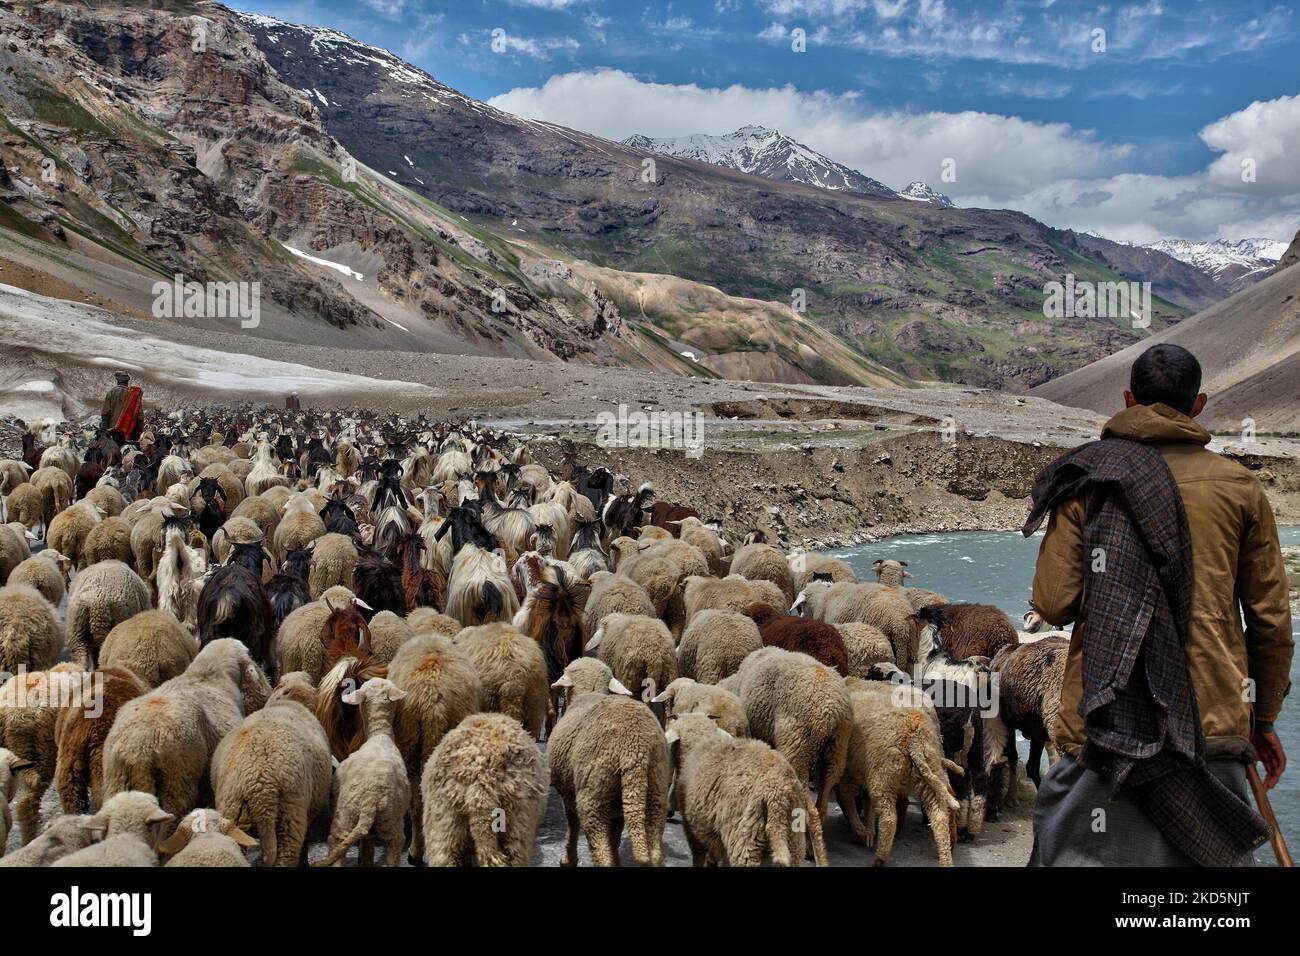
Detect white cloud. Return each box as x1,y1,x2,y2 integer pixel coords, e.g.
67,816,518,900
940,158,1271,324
489,70,1300,242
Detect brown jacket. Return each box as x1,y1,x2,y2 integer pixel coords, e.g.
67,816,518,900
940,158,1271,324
1033,403,1293,752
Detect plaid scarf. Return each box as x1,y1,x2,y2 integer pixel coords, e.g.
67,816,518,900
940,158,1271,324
1023,437,1269,866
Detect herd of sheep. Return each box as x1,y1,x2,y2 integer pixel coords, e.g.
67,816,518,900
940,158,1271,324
0,408,1069,867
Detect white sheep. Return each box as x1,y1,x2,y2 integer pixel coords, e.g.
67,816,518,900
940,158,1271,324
452,622,549,739
50,791,175,867
665,712,827,866
103,639,272,825
157,808,258,867
676,609,762,684
210,688,332,867
421,712,550,866
585,612,677,704
318,678,411,867
66,560,151,669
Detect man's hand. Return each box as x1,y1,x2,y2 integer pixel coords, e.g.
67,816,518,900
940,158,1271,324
1252,728,1286,789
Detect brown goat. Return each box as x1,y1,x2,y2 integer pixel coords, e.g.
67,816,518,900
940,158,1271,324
515,571,590,732
315,600,387,760
916,603,1018,661
647,500,699,535
397,532,445,612
54,666,150,814
742,602,849,676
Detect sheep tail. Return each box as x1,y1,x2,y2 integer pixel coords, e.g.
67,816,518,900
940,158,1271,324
803,787,829,868
317,809,375,867
620,764,654,866
56,746,92,814
764,792,793,868
906,729,960,813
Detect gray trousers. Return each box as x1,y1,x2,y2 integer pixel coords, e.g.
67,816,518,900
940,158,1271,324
1028,754,1256,867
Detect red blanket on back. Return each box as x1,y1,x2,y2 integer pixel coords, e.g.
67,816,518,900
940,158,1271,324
114,386,143,441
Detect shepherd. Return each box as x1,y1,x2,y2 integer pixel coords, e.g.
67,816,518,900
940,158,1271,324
1024,343,1291,867
100,370,144,443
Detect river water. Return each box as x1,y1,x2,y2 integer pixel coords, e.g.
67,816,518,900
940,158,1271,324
830,527,1300,866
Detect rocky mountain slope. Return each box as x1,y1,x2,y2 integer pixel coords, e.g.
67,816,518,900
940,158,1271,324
621,126,897,198
238,10,1192,391
1145,237,1289,294
0,0,904,388
1068,232,1228,312
1032,248,1300,432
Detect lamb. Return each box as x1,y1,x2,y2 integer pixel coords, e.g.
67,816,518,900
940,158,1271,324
67,560,152,670
102,639,272,826
615,553,681,616
674,610,761,685
743,602,849,676
729,543,795,603
421,712,550,867
84,483,126,519
50,791,175,867
794,580,920,673
317,678,411,866
157,808,257,867
665,712,827,867
916,603,1018,661
547,676,670,866
674,516,727,575
273,498,326,563
989,635,1069,809
367,610,416,665
871,558,911,587
100,610,198,689
727,646,852,821
0,461,32,524
452,622,549,739
585,612,677,704
652,677,749,737
549,657,633,704
835,622,896,677
682,574,787,627
581,570,655,636
308,532,358,598
210,682,332,866
0,521,32,581
386,634,482,862
7,548,71,605
54,666,150,814
30,465,73,527
0,583,64,674
0,665,83,843
82,515,134,568
5,484,45,537
835,688,960,867
46,500,102,570
0,813,95,867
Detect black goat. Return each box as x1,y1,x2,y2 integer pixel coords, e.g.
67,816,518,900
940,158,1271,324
434,506,499,554
265,548,312,628
197,563,275,675
602,482,655,539
352,551,406,622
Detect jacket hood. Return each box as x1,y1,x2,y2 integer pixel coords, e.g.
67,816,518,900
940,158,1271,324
1101,403,1211,447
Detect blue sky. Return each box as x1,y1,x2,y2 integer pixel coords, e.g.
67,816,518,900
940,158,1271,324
235,0,1300,244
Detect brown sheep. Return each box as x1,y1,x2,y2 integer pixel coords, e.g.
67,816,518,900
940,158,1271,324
917,603,1018,661
54,666,151,813
742,602,849,677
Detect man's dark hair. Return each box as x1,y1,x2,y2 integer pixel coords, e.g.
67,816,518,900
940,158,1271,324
1129,344,1202,414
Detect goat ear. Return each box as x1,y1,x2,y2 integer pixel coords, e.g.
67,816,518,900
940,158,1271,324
608,677,633,696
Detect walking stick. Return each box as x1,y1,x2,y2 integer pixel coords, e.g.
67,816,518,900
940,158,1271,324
1246,762,1293,867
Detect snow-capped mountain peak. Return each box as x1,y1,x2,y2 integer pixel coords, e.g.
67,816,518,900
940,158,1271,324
621,126,896,198
1143,237,1288,293
897,181,955,207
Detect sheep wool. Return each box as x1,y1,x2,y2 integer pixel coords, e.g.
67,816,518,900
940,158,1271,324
7,549,71,606
318,678,410,867
0,813,95,867
547,688,670,867
452,622,549,739
676,609,762,685
666,713,827,867
728,646,852,821
210,693,332,867
654,677,749,738
66,560,151,669
50,791,175,868
586,612,677,704
0,583,64,675
422,712,550,867
581,571,655,637
54,666,150,814
100,610,199,690
158,808,257,867
82,516,134,569
729,543,796,604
